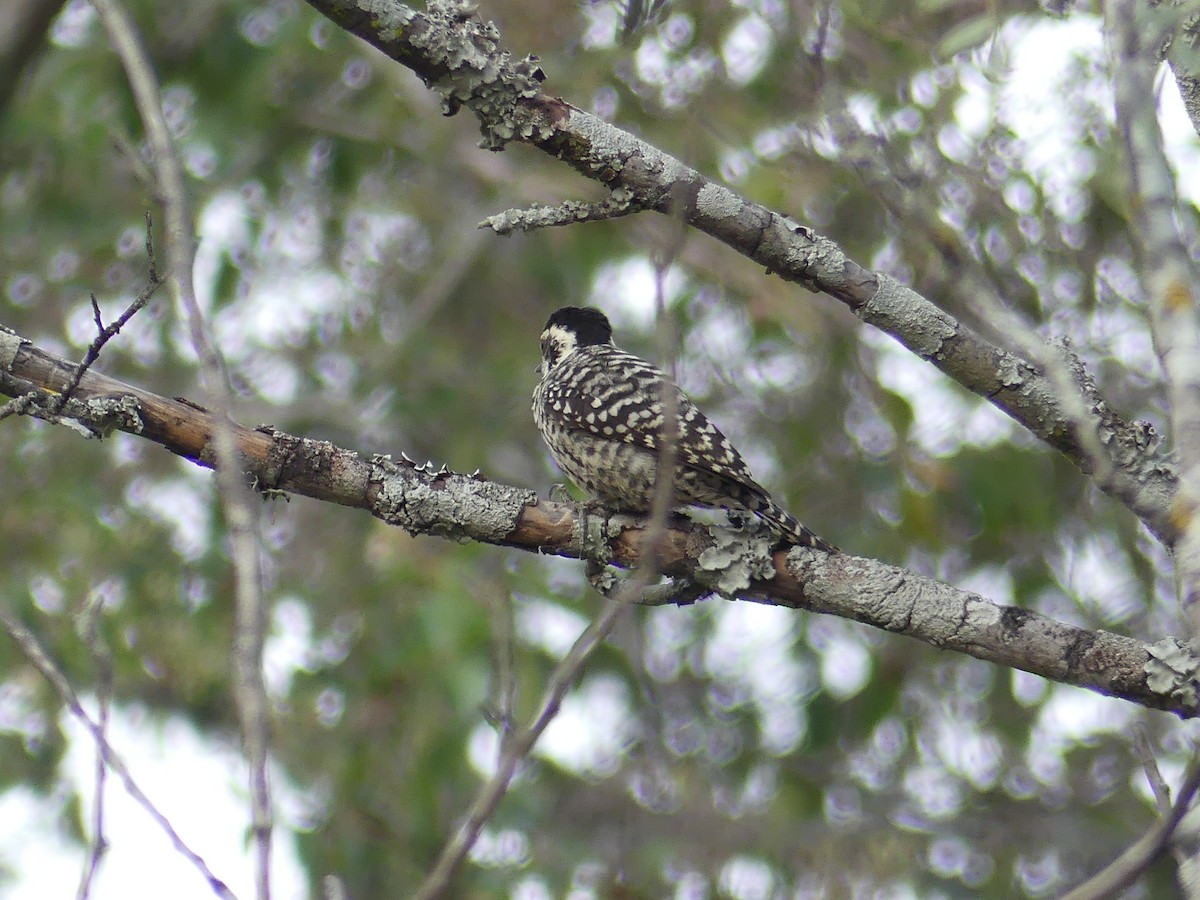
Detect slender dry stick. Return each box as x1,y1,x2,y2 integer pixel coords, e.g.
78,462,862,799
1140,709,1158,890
416,267,693,896
88,3,273,895
75,591,114,900
414,512,683,898
645,195,687,569
1132,726,1193,874
1061,752,1200,900
1134,726,1174,817
1108,0,1200,628
489,588,518,756
0,609,238,899
52,213,162,415
0,219,158,426
413,599,628,900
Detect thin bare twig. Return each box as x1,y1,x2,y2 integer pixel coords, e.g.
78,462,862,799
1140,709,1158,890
486,589,518,756
415,490,687,900
414,599,628,900
1062,751,1200,900
1132,725,1193,876
416,263,693,896
88,2,273,894
0,609,238,900
1135,726,1173,817
50,213,162,415
0,221,157,429
644,295,681,570
75,589,114,900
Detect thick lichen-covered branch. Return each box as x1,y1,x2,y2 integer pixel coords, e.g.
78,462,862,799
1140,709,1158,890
2,325,1194,717
301,0,1178,544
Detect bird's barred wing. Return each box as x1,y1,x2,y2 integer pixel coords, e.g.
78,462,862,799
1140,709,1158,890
543,346,772,496
535,335,834,551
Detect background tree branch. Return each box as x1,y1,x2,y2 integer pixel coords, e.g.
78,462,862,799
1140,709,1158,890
0,0,66,121
0,607,237,900
88,1,275,891
1110,0,1200,635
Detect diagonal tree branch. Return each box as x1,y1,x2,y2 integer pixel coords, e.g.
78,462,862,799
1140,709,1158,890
1109,0,1200,632
1,324,1194,718
76,588,115,900
1061,751,1200,900
88,1,274,892
0,607,239,900
0,0,66,122
301,0,1178,545
413,599,628,900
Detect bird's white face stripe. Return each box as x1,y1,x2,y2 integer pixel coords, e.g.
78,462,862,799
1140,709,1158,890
539,324,579,370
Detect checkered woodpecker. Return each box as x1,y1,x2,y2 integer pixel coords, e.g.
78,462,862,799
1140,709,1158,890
532,306,833,552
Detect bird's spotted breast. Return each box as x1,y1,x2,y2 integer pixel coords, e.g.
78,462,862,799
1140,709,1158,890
533,308,834,551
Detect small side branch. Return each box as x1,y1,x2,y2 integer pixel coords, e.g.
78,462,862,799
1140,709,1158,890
1061,752,1200,900
0,215,158,427
413,599,628,900
48,212,162,417
479,189,643,234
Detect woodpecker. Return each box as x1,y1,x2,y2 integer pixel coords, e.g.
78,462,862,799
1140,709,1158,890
532,306,834,552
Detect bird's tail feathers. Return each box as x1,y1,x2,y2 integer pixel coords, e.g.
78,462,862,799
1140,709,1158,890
759,502,837,553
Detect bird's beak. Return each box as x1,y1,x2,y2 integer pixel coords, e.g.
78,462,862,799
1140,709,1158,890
534,362,543,375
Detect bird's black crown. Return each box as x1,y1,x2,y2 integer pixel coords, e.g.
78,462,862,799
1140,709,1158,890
545,307,613,346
